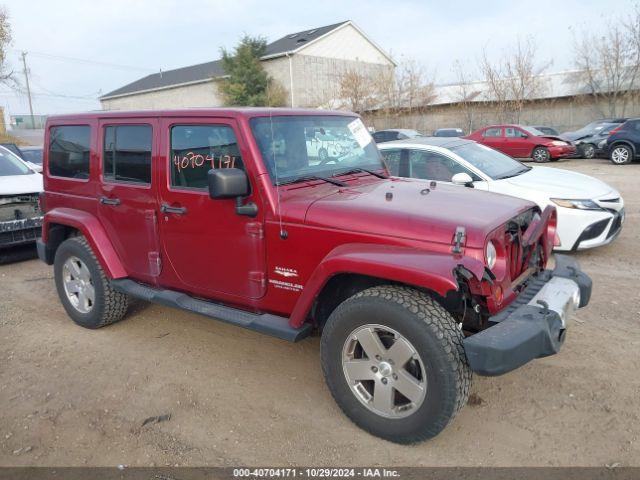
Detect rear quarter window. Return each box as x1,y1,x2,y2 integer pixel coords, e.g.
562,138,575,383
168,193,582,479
49,125,91,179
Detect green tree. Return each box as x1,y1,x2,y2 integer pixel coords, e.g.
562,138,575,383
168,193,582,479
219,35,286,107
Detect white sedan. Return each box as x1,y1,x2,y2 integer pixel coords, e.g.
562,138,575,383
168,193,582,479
379,138,624,251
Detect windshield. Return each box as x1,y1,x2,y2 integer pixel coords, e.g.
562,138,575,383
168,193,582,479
521,126,547,137
451,142,530,180
250,115,384,184
22,148,43,165
0,146,32,176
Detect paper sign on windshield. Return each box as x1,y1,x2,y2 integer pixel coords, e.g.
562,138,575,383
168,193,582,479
347,118,372,148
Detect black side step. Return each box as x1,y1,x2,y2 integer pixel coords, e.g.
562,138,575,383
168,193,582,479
111,279,312,342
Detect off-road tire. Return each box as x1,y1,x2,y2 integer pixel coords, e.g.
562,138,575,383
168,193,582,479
610,144,633,165
532,146,551,163
320,285,471,444
54,236,129,329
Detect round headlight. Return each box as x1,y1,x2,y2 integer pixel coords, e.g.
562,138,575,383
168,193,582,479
485,241,497,269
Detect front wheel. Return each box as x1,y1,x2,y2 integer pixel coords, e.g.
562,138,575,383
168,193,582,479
581,143,596,159
532,146,551,163
610,145,633,165
320,285,471,444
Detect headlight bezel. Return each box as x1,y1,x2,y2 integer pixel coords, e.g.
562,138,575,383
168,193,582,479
485,240,497,270
551,198,601,210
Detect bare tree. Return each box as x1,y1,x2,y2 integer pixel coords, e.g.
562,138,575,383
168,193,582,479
338,69,377,113
452,60,480,133
572,7,640,117
0,7,15,86
397,60,436,115
480,37,549,123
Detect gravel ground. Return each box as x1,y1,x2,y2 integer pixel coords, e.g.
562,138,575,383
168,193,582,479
0,158,638,467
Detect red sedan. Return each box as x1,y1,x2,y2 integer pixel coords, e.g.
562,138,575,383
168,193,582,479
465,125,576,162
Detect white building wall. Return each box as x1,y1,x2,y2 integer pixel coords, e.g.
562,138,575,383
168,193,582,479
299,24,391,65
101,80,223,110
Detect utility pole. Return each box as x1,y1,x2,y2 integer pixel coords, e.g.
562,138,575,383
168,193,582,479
20,51,36,129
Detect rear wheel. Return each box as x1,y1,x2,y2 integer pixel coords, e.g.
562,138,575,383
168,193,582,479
320,285,471,444
54,236,129,328
610,145,633,165
532,146,551,163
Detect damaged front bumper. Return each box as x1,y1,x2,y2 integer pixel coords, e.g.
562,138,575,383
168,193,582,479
463,254,592,376
0,216,43,247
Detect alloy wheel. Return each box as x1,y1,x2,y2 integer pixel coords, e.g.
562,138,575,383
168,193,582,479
62,256,95,313
533,148,550,163
582,144,595,159
611,147,630,164
342,324,427,419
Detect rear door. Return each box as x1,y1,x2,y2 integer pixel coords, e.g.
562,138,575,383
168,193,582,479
97,118,160,285
481,127,505,152
156,117,267,301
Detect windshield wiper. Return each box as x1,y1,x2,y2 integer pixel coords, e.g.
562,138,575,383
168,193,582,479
333,167,389,179
277,175,347,187
495,168,530,180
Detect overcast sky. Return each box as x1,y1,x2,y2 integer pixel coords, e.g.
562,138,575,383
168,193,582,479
1,0,636,120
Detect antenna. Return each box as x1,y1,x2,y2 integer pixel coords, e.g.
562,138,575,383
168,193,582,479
269,109,287,239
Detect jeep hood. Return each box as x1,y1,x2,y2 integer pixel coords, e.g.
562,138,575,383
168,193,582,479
303,178,535,247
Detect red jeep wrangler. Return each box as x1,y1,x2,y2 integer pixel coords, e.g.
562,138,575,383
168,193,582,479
37,109,591,443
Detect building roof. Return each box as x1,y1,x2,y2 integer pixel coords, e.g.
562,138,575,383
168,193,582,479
101,21,351,100
262,21,349,59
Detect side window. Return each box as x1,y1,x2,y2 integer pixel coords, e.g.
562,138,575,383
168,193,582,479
483,127,502,138
408,150,480,182
505,128,527,138
381,149,401,176
103,125,152,184
49,125,91,179
170,125,244,190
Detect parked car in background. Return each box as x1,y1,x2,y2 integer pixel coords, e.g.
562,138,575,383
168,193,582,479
379,137,624,251
572,123,617,159
561,118,628,143
465,125,576,162
0,142,24,158
604,118,640,165
0,145,43,250
20,146,44,167
371,128,423,143
532,126,559,136
0,142,43,172
433,128,464,137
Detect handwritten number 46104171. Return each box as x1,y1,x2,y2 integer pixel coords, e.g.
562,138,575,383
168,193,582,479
173,152,237,173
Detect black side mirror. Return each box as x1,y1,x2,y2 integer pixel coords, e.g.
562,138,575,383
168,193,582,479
208,168,249,199
207,168,258,217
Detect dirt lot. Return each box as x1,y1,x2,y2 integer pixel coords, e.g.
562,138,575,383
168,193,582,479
1,158,639,467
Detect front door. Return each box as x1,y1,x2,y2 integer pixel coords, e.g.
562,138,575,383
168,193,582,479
157,118,266,301
97,118,161,285
504,127,529,157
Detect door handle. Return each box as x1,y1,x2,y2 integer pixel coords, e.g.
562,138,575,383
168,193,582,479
160,204,187,215
99,196,120,206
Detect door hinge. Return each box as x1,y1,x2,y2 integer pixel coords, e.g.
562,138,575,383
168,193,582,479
148,251,162,276
245,222,264,239
248,271,266,287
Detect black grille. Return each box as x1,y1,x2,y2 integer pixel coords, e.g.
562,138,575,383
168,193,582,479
607,213,623,239
0,227,40,246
